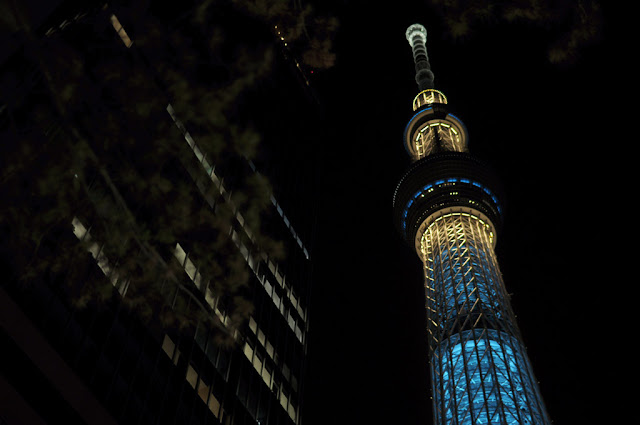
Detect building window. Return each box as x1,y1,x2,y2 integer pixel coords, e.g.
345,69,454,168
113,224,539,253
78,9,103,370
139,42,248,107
208,393,222,418
161,334,180,365
110,15,133,48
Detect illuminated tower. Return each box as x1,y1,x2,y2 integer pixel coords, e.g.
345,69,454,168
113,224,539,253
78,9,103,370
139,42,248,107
393,24,552,425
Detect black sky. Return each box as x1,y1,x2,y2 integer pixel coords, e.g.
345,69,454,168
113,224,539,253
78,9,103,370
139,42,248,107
302,2,622,425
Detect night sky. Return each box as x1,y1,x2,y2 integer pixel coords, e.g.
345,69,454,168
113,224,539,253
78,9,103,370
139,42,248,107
301,2,621,425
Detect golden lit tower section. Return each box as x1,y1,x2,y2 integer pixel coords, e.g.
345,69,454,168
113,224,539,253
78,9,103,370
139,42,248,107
393,24,552,425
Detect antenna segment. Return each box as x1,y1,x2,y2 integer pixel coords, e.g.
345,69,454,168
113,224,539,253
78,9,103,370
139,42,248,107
405,23,434,90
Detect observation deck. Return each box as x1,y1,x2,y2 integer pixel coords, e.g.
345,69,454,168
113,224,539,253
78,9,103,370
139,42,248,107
392,152,504,250
403,90,469,161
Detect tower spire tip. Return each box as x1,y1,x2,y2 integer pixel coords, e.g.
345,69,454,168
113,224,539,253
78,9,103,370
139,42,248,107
405,23,427,47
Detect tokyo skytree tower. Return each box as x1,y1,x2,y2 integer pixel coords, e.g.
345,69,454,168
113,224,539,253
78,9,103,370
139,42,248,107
393,24,552,425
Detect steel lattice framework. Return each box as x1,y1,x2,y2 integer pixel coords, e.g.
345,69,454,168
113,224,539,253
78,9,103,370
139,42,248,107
393,24,552,425
420,213,549,425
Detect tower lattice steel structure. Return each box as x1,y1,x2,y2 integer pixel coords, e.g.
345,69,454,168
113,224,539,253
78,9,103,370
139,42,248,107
393,24,552,425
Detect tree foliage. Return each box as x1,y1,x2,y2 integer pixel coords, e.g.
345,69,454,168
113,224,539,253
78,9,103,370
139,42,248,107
425,0,602,64
0,0,337,346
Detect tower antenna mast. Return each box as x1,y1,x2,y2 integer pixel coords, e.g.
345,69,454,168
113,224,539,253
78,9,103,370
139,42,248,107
406,23,434,90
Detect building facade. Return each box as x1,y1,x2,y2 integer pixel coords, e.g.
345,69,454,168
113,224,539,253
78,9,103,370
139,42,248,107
393,24,552,425
1,2,318,425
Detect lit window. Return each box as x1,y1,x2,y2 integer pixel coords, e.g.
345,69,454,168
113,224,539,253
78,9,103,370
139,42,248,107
243,341,254,360
253,350,263,373
262,364,272,386
198,381,210,403
205,287,216,309
264,280,273,296
162,334,176,359
295,324,303,342
288,401,297,421
249,317,258,333
275,270,284,286
186,364,198,388
193,144,204,163
208,393,222,418
174,243,187,267
109,15,133,48
71,217,88,240
280,391,288,409
297,303,306,321
72,217,128,294
184,256,197,280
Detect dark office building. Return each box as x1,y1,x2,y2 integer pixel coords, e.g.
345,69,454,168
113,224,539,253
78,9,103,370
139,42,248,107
1,2,318,425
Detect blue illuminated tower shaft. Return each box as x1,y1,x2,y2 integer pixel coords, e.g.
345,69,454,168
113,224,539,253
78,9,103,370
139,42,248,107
423,213,548,425
393,24,551,425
